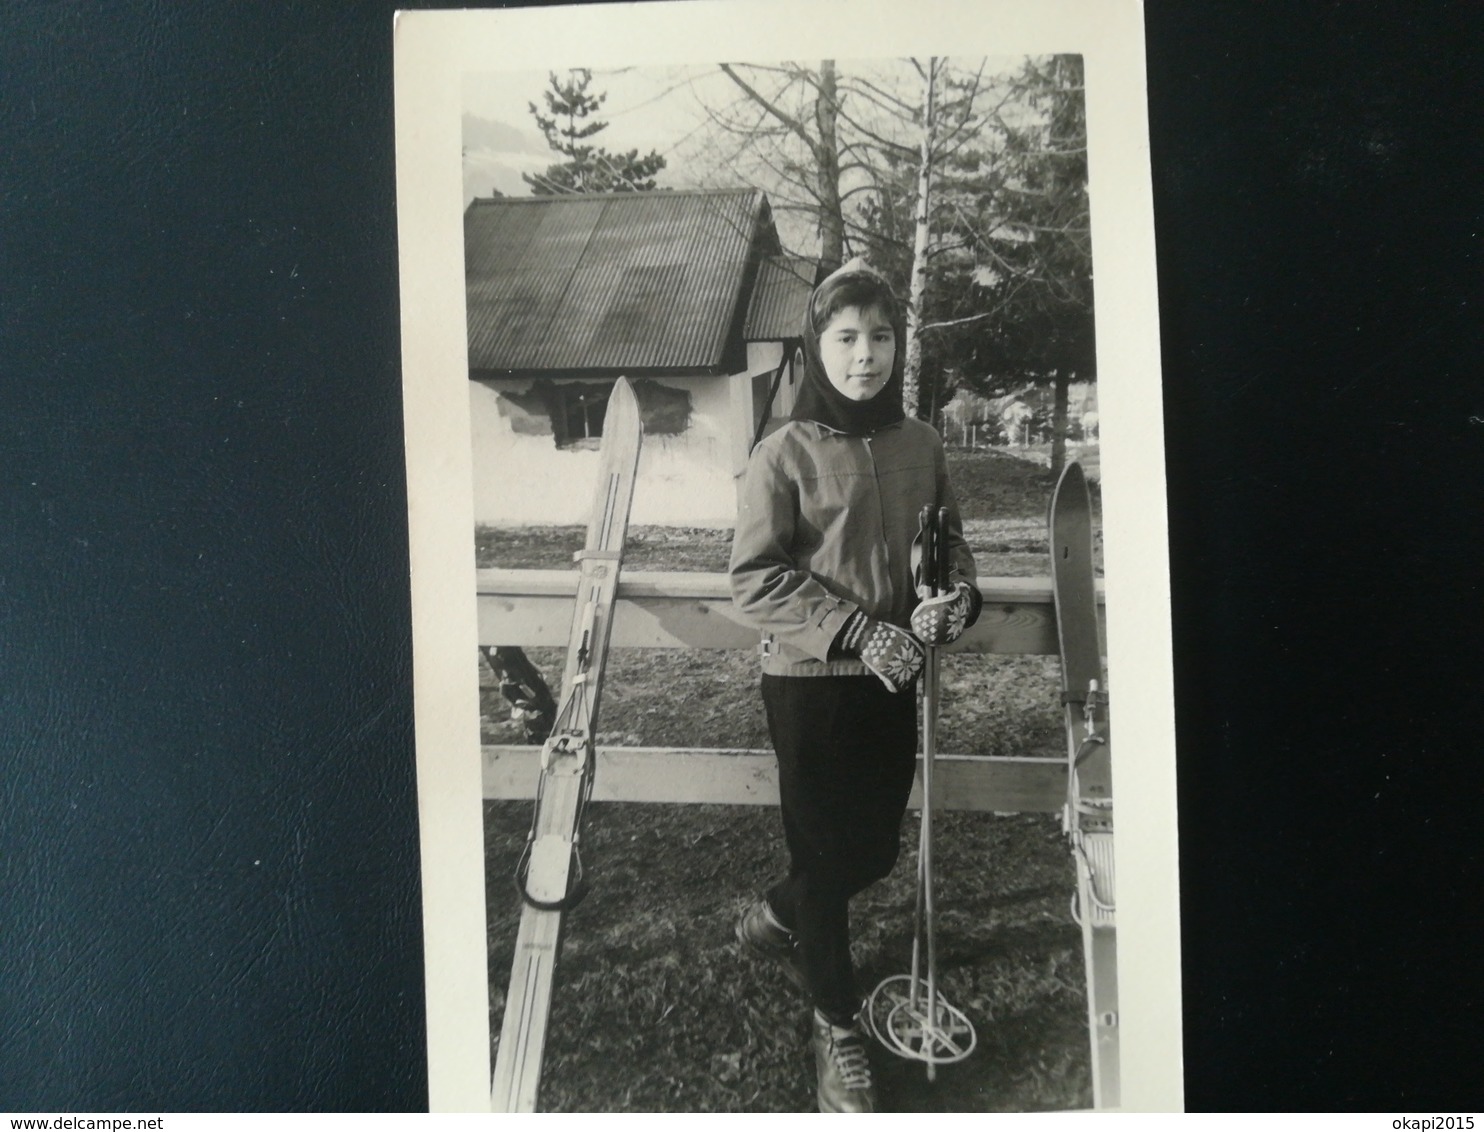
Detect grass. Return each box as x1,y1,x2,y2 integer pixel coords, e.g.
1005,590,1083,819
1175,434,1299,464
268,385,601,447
479,447,1102,1112
476,524,735,573
485,804,1088,1112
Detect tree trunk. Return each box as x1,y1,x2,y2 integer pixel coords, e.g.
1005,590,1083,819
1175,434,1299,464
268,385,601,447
1050,371,1070,476
814,61,844,273
901,58,937,419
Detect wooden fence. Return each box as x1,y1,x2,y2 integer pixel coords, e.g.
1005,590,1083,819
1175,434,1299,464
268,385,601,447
478,568,1104,813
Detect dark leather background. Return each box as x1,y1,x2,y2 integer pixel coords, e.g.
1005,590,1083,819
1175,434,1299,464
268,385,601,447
1,0,1478,1112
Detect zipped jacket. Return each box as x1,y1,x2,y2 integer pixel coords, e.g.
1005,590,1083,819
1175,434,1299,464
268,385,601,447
729,418,978,677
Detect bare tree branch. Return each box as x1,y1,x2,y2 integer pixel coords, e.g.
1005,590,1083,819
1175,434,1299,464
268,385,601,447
719,63,817,150
833,106,919,158
836,74,919,120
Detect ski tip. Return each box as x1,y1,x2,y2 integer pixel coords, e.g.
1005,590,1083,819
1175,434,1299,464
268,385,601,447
602,376,643,445
1055,460,1086,493
1048,460,1091,533
1050,460,1087,506
611,374,640,415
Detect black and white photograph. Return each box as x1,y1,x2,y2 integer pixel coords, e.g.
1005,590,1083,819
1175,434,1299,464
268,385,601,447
395,0,1177,1113
10,0,1484,1116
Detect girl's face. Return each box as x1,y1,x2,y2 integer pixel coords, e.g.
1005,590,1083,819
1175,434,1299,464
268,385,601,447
817,303,896,402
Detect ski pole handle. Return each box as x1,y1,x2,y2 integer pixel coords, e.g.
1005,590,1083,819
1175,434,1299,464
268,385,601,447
936,505,951,594
919,506,937,598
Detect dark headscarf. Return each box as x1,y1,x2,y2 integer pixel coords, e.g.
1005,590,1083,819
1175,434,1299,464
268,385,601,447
789,257,907,436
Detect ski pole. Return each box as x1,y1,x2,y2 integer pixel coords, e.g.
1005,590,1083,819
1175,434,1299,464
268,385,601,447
865,505,976,1077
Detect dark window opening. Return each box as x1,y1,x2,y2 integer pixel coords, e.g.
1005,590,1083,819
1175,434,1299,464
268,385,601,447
631,378,690,436
548,382,612,449
562,388,607,441
491,377,692,449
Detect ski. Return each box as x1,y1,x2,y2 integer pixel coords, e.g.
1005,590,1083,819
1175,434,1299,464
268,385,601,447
491,377,643,1112
1049,460,1119,1109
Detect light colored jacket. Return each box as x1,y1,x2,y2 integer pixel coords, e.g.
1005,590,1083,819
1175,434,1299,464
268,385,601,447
729,418,978,677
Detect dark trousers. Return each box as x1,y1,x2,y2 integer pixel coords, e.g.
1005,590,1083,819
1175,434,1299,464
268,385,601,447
760,673,919,1024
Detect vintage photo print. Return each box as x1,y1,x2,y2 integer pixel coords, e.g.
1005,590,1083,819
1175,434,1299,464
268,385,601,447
396,0,1178,1112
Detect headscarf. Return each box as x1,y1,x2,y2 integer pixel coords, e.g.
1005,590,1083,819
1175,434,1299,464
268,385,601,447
789,257,907,436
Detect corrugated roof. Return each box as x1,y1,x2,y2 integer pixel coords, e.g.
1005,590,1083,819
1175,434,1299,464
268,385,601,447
744,255,815,340
465,188,774,374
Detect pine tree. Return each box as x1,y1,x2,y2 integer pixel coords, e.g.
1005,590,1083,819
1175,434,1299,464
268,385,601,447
961,54,1094,473
523,69,666,195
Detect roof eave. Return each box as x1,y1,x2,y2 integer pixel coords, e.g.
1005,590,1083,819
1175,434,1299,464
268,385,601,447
470,365,737,381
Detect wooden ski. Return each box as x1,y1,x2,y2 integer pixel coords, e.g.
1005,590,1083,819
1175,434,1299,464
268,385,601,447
1049,461,1119,1109
491,377,643,1112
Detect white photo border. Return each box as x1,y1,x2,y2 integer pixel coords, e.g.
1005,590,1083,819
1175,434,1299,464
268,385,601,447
394,0,1179,1111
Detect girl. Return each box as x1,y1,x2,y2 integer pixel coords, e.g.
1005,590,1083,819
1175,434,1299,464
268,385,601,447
729,258,980,1112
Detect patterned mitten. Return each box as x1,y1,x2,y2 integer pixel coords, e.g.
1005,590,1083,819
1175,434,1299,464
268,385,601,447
911,581,976,647
837,611,925,693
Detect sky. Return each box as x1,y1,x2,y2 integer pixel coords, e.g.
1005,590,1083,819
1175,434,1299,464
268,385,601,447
462,65,738,204
460,58,1029,257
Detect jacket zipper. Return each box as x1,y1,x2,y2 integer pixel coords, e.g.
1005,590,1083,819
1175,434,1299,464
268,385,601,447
862,435,893,615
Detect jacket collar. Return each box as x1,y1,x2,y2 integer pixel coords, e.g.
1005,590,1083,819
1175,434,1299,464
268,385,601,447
799,418,907,439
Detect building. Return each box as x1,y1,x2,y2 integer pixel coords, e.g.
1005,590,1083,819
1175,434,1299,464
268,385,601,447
465,188,814,527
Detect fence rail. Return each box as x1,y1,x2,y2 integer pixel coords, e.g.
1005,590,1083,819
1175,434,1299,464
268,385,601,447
478,569,1104,812
484,745,1067,812
478,568,1103,655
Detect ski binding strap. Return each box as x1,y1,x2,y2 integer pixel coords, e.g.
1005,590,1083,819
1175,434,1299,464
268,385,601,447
515,717,597,912
1064,678,1115,924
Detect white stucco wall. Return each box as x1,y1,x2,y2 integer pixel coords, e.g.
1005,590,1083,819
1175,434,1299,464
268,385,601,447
471,371,754,528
